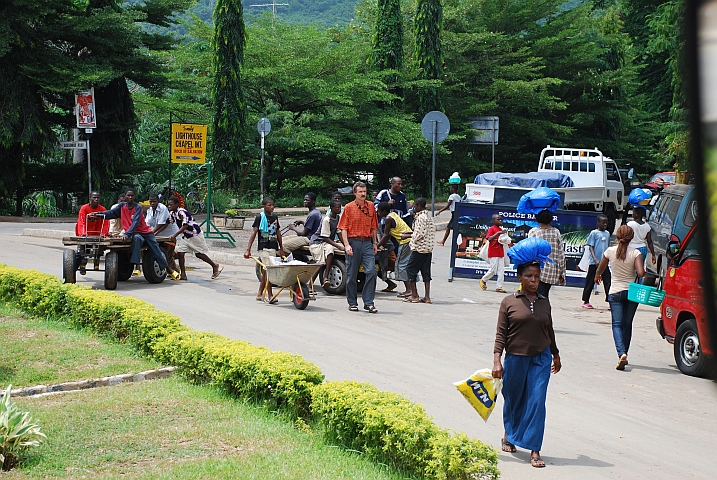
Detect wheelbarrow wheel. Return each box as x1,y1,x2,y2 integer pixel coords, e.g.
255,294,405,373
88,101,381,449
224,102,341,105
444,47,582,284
292,282,310,310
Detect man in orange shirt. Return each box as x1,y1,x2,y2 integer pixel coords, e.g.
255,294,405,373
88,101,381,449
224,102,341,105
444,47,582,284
337,181,379,313
75,191,109,274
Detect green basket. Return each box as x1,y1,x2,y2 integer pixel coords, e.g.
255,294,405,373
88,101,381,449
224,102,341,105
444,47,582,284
627,282,665,307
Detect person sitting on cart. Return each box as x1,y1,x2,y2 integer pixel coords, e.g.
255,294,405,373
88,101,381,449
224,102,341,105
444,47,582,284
309,199,345,289
89,188,171,279
244,196,285,303
284,192,322,254
75,191,110,275
166,196,223,281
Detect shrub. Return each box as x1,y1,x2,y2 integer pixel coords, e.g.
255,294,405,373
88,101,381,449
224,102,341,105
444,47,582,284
1,385,46,471
312,381,499,480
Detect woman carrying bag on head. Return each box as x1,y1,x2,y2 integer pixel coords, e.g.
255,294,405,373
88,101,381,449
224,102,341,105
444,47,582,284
595,225,645,370
492,238,561,468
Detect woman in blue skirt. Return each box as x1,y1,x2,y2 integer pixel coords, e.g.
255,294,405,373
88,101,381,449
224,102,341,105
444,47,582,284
492,260,561,468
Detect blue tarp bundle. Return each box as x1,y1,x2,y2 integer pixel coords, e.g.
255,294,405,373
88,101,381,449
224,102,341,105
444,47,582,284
507,237,554,268
628,188,652,206
517,187,561,214
473,172,574,188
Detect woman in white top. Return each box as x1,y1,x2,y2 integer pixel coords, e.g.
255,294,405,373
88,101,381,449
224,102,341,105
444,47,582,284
627,206,656,265
595,225,645,370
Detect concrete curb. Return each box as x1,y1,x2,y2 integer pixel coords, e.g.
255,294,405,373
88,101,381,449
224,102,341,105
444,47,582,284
23,228,73,239
10,367,176,398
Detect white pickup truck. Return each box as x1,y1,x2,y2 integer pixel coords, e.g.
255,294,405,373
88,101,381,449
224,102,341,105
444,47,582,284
466,146,626,232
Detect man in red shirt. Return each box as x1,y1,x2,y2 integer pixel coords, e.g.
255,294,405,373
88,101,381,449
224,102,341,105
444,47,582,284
480,214,508,293
76,191,109,237
338,181,379,313
75,191,110,274
90,188,169,278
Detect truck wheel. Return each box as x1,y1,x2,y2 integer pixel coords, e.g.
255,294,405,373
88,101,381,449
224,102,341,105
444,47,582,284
605,206,617,235
674,319,714,377
142,251,167,284
320,258,347,294
118,252,133,281
292,282,310,310
104,251,118,290
62,250,77,284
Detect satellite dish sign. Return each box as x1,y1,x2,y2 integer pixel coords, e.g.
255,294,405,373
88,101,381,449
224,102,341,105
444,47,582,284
421,111,450,143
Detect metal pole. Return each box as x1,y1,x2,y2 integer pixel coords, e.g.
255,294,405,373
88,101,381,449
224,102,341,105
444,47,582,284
260,132,265,202
86,137,92,199
491,117,496,173
169,112,173,192
206,162,213,225
431,120,437,215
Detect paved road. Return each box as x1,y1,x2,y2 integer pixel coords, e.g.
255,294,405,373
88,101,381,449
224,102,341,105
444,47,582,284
2,222,716,479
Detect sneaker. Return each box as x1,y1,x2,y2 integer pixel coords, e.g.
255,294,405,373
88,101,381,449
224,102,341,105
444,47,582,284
616,354,628,370
132,268,142,277
582,303,594,309
479,279,487,291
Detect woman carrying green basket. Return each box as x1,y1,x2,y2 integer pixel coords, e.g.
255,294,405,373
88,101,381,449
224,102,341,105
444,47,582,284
595,225,645,370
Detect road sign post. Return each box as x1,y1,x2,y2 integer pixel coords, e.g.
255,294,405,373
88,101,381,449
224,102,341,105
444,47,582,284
421,111,450,215
469,116,499,172
257,118,271,202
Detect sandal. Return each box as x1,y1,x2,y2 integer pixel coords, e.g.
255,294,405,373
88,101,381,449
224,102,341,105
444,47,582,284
349,305,359,312
404,297,421,303
501,438,517,453
530,455,545,468
364,305,378,314
397,292,411,298
419,298,432,304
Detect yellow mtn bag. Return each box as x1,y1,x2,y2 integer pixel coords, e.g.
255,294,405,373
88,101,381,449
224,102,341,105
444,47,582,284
454,368,502,422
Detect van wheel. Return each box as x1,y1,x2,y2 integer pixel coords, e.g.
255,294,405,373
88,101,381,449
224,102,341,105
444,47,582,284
319,258,347,294
674,319,714,377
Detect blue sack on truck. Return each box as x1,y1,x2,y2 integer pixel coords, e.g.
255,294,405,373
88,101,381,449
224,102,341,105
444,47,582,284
516,187,561,214
507,237,553,267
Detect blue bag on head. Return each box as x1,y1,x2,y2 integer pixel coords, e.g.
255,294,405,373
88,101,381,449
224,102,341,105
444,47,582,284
516,187,561,214
507,237,553,268
628,188,652,206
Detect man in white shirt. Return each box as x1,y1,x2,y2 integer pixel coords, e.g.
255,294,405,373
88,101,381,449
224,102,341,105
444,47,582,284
145,193,179,272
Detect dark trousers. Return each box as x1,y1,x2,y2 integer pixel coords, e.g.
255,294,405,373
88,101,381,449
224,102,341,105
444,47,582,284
129,233,167,270
582,264,611,303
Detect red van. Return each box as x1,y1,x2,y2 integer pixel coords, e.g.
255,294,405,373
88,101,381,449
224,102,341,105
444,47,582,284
656,222,713,377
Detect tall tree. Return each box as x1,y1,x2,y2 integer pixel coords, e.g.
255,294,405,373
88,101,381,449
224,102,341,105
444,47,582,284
414,0,444,114
213,0,248,188
373,0,404,75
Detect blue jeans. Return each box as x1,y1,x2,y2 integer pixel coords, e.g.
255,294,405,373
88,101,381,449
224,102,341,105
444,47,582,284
129,233,168,271
608,290,639,357
346,238,377,308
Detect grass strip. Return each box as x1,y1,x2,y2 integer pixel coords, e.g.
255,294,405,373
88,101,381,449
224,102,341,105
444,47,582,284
0,303,159,388
7,377,407,480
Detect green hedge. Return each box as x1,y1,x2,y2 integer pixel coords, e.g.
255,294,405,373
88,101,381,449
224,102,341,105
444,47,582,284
312,381,499,480
0,264,499,479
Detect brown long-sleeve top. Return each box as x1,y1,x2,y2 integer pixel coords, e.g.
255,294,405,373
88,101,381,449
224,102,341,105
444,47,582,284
493,291,559,357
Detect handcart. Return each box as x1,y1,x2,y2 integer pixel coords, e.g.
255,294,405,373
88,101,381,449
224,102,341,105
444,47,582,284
253,258,322,310
62,219,173,290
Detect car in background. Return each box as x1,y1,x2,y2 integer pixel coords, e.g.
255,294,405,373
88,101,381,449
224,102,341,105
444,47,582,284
644,172,676,194
656,221,712,377
646,184,698,282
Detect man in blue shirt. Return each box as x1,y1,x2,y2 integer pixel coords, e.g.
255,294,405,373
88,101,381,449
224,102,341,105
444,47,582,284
284,192,323,253
582,214,612,308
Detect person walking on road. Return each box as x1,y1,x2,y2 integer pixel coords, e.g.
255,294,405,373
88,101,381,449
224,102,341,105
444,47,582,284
404,198,434,304
166,197,222,281
528,209,566,298
244,197,285,303
338,181,379,313
581,214,611,309
595,225,645,370
493,256,561,468
376,202,411,296
480,214,508,293
436,183,462,246
627,206,656,267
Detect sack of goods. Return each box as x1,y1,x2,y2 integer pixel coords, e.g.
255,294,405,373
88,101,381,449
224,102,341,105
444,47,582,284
628,188,652,206
454,369,503,421
507,237,553,267
516,187,561,214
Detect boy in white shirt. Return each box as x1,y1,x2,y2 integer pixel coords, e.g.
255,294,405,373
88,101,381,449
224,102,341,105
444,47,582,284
627,207,656,265
436,184,462,246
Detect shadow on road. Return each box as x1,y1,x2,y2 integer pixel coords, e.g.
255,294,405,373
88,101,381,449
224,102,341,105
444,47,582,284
501,451,615,468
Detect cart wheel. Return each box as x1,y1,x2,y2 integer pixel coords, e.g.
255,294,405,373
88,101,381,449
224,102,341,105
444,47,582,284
142,251,167,284
104,251,118,290
319,258,346,294
62,249,78,284
117,252,133,281
292,282,310,310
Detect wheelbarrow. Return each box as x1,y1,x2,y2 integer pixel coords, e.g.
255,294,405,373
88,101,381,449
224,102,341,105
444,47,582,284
253,258,322,310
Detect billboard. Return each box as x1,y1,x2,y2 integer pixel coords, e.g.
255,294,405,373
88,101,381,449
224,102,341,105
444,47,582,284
75,88,96,129
448,202,600,287
171,123,207,164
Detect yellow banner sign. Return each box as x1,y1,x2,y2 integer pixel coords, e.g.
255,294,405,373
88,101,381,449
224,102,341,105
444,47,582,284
171,123,207,164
